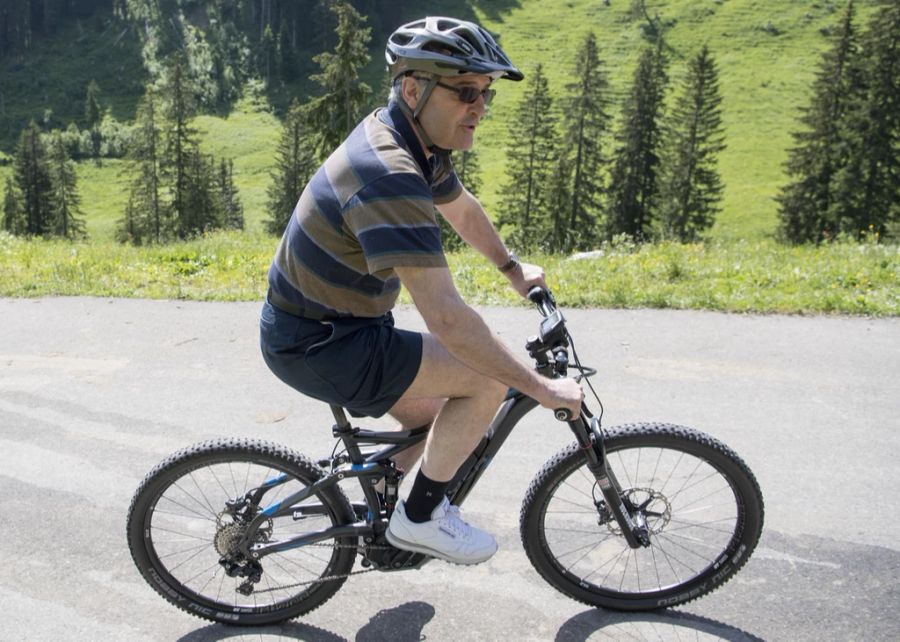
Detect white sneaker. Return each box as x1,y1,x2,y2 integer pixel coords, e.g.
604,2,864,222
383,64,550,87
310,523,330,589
386,497,498,565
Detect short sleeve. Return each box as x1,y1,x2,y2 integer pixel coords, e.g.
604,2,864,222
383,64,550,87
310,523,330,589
432,168,463,205
343,174,448,274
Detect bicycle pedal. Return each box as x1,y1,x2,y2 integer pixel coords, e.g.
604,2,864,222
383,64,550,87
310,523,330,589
381,549,430,571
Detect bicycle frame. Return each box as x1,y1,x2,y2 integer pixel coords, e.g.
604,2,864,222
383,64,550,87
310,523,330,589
231,287,650,563
237,385,643,563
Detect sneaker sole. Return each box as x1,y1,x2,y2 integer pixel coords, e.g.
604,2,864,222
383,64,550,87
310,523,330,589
385,528,497,566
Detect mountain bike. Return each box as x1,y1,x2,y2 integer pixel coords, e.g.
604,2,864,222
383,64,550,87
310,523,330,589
126,287,764,626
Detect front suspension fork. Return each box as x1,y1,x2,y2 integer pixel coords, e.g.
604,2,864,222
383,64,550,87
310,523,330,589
565,414,650,549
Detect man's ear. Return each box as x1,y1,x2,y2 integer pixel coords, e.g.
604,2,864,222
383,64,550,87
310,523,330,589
401,76,420,110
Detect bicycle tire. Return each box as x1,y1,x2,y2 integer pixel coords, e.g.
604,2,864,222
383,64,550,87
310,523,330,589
520,423,763,611
127,438,357,625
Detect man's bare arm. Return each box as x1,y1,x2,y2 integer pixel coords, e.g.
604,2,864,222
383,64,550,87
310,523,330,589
395,264,583,414
436,189,547,297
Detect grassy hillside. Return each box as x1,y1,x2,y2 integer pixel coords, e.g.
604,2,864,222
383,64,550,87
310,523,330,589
0,0,884,243
466,0,881,240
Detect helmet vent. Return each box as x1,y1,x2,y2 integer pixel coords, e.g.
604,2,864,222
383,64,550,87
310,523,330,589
456,33,483,56
422,42,454,56
385,16,523,82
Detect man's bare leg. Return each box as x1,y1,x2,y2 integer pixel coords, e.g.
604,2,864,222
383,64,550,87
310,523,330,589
384,334,506,563
390,334,507,482
386,397,444,474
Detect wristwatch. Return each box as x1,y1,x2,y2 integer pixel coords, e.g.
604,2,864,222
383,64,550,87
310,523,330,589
498,252,520,274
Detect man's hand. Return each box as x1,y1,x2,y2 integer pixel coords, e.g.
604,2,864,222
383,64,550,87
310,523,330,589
505,261,547,298
536,377,584,417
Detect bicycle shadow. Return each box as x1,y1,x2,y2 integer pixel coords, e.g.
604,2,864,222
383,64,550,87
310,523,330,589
556,608,765,641
177,600,435,642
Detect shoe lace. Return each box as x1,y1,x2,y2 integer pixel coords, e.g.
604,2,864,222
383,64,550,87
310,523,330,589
441,503,472,538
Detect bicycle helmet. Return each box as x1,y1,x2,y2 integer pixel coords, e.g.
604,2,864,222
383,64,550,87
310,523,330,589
386,16,523,82
386,17,521,180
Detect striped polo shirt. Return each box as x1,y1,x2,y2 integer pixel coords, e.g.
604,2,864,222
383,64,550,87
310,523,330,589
268,100,463,319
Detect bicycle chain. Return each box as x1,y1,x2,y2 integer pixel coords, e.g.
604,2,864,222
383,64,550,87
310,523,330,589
247,542,393,594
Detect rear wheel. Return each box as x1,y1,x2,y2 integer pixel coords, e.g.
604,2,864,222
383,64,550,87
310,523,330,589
127,439,356,625
520,423,763,610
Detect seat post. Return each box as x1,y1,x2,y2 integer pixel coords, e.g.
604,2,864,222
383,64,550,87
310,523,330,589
330,404,352,432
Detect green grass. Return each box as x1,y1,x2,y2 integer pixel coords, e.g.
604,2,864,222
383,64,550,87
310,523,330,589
1,231,896,316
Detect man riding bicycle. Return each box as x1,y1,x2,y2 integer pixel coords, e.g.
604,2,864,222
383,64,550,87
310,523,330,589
260,16,584,566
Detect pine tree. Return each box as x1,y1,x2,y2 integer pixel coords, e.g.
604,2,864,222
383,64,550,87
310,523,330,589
658,45,726,242
456,150,482,197
305,1,372,160
161,53,202,239
497,63,560,252
435,150,482,252
830,3,900,239
2,178,25,235
259,24,276,87
561,31,612,251
266,98,316,235
218,158,245,230
118,192,141,244
85,79,103,160
85,80,102,129
605,41,668,242
118,89,167,244
47,131,86,239
546,153,574,251
13,120,55,236
277,18,297,82
181,147,222,235
777,1,862,243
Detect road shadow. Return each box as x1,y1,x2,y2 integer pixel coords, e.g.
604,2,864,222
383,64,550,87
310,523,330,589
177,600,434,642
555,529,900,641
557,608,764,641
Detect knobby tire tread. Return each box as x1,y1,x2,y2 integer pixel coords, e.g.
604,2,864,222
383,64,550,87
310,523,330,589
519,423,764,611
126,438,356,626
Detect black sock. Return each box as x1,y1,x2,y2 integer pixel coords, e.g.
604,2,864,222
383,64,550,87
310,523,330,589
404,470,449,523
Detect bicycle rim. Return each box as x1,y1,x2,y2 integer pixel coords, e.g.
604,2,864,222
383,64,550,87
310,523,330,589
524,424,762,609
129,441,355,623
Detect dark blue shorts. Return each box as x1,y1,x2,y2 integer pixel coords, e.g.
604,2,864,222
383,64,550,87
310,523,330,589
259,300,422,418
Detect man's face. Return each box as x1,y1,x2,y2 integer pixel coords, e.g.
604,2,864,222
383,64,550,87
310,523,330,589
405,74,493,152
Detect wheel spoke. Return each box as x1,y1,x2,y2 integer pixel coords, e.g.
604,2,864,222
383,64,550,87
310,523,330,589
133,445,355,620
528,429,760,604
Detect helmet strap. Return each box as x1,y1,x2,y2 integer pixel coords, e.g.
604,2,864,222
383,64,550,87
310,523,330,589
398,75,454,182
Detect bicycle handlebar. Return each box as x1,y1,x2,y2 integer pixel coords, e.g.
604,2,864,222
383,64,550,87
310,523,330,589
527,286,556,317
527,287,581,423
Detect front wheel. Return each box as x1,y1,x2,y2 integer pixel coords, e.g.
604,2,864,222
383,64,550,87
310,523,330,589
127,439,357,625
520,423,763,611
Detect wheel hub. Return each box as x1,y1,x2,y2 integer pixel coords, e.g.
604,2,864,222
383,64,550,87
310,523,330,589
596,487,672,537
214,512,273,556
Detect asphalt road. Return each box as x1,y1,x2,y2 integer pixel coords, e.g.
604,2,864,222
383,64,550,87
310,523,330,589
1,297,898,641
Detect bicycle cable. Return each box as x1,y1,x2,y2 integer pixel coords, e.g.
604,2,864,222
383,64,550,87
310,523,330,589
566,329,604,428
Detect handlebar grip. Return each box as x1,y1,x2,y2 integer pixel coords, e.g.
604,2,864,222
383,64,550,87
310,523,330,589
527,286,547,305
554,408,572,421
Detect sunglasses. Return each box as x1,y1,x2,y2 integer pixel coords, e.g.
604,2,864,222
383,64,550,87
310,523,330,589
433,80,496,106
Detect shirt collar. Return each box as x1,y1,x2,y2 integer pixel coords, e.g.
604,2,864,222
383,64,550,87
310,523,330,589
379,99,440,184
